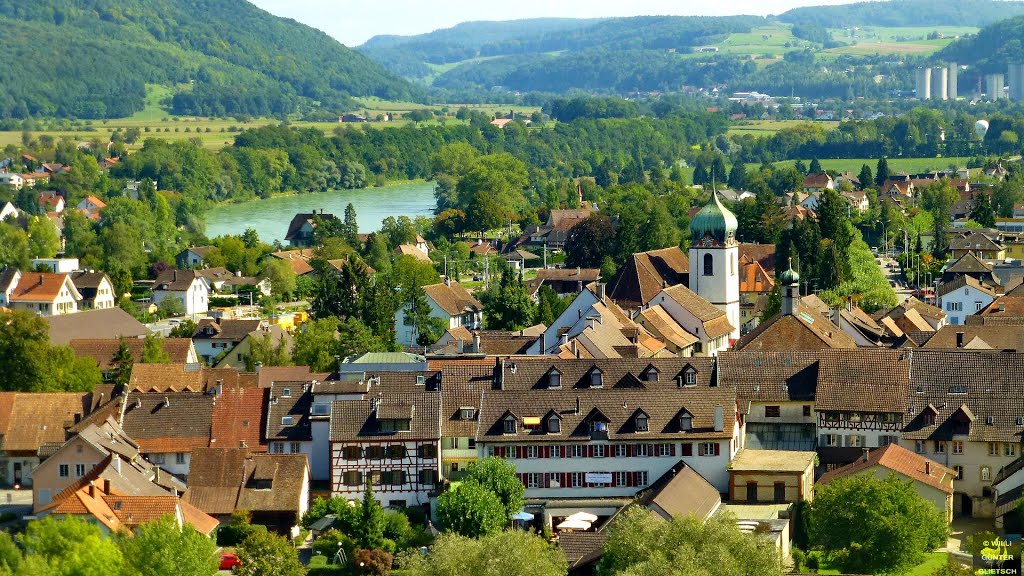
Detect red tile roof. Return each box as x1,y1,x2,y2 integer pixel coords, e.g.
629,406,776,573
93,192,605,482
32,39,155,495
10,273,76,302
210,387,268,451
818,443,955,494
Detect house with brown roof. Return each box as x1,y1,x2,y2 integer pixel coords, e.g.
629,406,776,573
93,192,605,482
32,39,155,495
0,267,20,307
195,267,271,296
949,231,1005,261
75,195,106,220
883,297,947,332
937,274,998,325
45,307,150,344
330,391,441,509
733,301,856,353
212,325,293,371
266,380,315,468
431,326,541,356
976,284,1024,321
175,246,216,269
528,267,601,297
284,211,337,248
69,337,198,380
818,443,954,523
607,247,689,311
192,318,266,364
528,208,594,249
728,449,817,503
69,271,116,310
395,279,482,347
184,447,310,534
8,272,82,316
118,391,216,479
942,252,998,285
152,269,209,316
0,391,107,488
801,172,834,194
644,284,736,356
394,243,432,262
268,249,316,276
738,260,774,334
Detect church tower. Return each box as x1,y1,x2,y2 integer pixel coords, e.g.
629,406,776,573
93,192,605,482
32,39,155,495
688,191,740,341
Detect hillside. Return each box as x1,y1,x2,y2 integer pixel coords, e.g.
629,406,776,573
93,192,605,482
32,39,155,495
0,0,421,119
936,16,1024,72
779,0,1024,28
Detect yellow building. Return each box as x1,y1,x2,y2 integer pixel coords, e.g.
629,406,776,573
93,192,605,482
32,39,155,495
728,449,817,503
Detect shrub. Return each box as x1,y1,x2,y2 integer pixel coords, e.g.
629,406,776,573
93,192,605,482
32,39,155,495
791,548,806,572
805,552,820,570
354,548,393,576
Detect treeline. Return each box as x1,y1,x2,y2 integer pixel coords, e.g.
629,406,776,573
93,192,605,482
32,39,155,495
779,0,1024,28
937,15,1024,74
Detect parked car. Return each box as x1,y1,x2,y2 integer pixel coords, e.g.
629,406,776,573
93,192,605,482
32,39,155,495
219,553,241,571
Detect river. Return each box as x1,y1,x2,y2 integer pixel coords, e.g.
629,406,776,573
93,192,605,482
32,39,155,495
204,181,437,243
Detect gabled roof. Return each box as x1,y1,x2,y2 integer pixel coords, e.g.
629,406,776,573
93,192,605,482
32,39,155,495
152,269,203,292
937,274,998,299
119,392,215,453
920,325,1024,352
818,443,955,494
46,307,149,344
395,244,431,262
423,281,482,316
69,271,110,292
949,231,1003,252
815,349,910,414
0,392,96,453
739,261,774,294
10,272,80,302
640,461,721,521
660,284,734,339
193,318,264,341
717,351,819,403
284,212,336,241
946,251,993,275
210,387,268,451
330,391,441,442
607,247,689,309
269,250,315,276
267,381,313,441
802,172,833,188
69,338,194,370
637,305,699,350
734,304,857,352
236,453,309,513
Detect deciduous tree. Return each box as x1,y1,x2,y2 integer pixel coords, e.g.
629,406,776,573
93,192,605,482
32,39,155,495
398,530,566,576
236,529,305,576
436,482,507,538
117,515,219,576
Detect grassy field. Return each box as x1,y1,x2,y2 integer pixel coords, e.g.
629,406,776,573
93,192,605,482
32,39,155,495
757,157,972,175
715,24,807,57
728,120,840,137
824,25,976,56
815,552,951,575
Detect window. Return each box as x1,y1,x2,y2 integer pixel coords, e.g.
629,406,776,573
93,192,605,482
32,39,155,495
934,441,945,454
379,419,410,432
679,414,693,431
746,481,758,502
419,469,436,486
58,464,69,478
615,472,628,487
635,414,649,432
590,370,603,388
388,500,407,509
946,302,962,312
879,435,897,447
281,416,294,426
526,473,541,488
703,253,714,276
615,444,628,457
954,466,964,480
548,415,561,433
848,435,863,448
311,403,330,416
175,453,186,465
803,405,812,417
460,408,475,420
698,442,718,456
593,445,606,458
990,443,1000,456
635,443,651,457
981,466,992,482
343,471,362,486
526,446,539,459
548,371,561,389
637,471,649,487
418,444,438,459
365,446,385,460
388,445,407,459
281,388,291,398
503,417,517,434
1007,444,1017,457
590,421,608,434
915,440,926,453
152,453,166,464
683,370,696,386
823,434,840,448
344,446,362,460
570,445,583,458
382,471,406,485
570,472,584,487
765,406,781,418
953,441,964,454
642,368,658,382
657,444,673,457
976,301,984,312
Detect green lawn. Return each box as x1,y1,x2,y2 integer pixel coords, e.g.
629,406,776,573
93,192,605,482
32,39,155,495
728,120,840,137
824,25,976,56
815,552,951,575
751,157,973,176
716,24,806,57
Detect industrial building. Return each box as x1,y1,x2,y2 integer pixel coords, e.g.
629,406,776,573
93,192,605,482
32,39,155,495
916,64,957,100
986,73,1005,101
1009,63,1024,101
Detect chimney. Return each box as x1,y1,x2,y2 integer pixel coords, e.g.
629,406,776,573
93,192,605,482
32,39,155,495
163,396,170,408
575,396,581,415
215,379,223,395
596,282,606,302
443,275,451,287
539,332,546,354
103,478,111,495
112,454,121,475
713,405,724,432
925,461,931,476
956,331,965,348
862,448,870,462
493,357,505,390
88,480,96,499
254,361,262,374
456,338,464,354
472,332,481,353
1000,302,1007,312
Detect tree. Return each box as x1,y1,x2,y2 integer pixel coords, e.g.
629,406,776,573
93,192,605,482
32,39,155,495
20,515,124,576
245,331,292,371
920,180,959,255
342,202,359,247
169,319,198,338
858,164,873,190
462,457,525,520
760,284,782,322
0,222,30,270
875,157,890,186
436,482,507,538
158,295,185,318
598,507,782,576
261,258,297,300
405,285,447,347
27,217,60,259
117,515,219,576
358,479,386,550
482,268,536,331
565,214,614,268
111,338,134,388
536,285,569,327
970,192,997,228
710,156,728,185
727,162,747,190
141,333,171,364
810,474,949,575
0,531,21,574
397,530,567,576
809,158,823,174
235,530,305,576
292,317,343,371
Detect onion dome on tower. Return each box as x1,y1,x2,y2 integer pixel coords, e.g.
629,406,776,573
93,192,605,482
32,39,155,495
690,191,738,247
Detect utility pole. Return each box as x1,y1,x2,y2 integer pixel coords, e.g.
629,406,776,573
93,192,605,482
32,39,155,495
484,257,489,291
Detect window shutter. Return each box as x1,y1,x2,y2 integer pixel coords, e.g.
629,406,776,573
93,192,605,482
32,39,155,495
562,473,569,487
586,445,593,458
543,473,550,488
626,472,634,487
713,443,721,456
517,446,524,459
669,444,677,456
648,444,655,455
860,435,867,447
682,443,693,457
819,435,828,447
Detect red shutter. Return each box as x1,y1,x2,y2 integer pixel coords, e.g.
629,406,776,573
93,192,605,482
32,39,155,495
648,443,655,456
682,443,693,456
562,472,568,487
626,444,633,457
713,443,721,456
517,446,524,459
543,446,550,459
669,444,676,456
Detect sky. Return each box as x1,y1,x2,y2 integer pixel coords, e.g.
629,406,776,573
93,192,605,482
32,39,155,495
248,0,860,47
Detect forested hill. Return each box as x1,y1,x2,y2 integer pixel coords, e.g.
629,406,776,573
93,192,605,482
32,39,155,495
357,15,766,80
0,0,421,119
936,16,1024,73
779,0,1024,28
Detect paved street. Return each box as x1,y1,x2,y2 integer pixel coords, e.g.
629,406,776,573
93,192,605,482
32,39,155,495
876,255,912,304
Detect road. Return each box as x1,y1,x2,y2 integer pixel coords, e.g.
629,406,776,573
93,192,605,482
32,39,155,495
876,255,913,305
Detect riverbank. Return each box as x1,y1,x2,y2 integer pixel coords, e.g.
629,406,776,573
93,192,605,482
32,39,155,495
204,180,437,243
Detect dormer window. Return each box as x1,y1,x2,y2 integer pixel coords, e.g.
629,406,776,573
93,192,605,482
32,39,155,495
590,369,603,388
678,368,697,387
460,407,476,420
548,370,561,389
590,421,608,433
281,416,294,426
680,413,693,431
503,416,517,434
281,388,291,398
642,367,658,382
635,413,649,432
547,414,561,433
